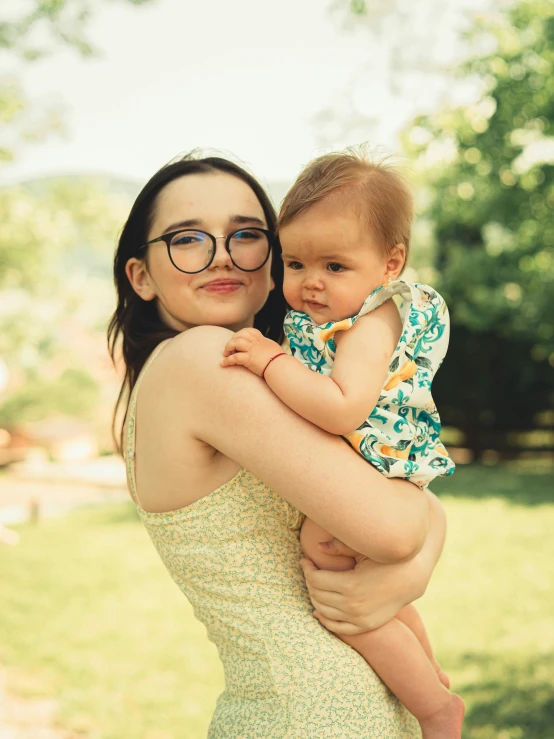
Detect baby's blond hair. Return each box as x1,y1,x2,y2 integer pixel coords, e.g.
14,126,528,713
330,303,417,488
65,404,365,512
279,147,413,263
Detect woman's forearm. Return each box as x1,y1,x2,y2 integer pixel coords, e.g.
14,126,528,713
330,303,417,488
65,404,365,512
184,327,429,562
300,490,446,634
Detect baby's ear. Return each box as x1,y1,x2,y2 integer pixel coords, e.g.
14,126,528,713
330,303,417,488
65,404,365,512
386,244,407,279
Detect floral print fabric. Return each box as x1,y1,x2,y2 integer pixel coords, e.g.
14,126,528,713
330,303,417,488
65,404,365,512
124,340,421,738
283,281,455,488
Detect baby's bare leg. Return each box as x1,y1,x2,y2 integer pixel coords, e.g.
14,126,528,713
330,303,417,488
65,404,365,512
300,517,464,737
396,605,450,688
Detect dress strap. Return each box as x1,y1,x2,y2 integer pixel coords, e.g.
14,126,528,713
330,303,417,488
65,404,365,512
125,339,173,506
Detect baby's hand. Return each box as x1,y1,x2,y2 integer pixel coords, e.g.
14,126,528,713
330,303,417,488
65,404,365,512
221,328,284,377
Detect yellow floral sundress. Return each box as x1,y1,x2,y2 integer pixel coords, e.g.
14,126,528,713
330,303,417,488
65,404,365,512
125,340,421,738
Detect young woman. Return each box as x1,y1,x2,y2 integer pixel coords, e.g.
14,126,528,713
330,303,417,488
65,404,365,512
108,153,447,738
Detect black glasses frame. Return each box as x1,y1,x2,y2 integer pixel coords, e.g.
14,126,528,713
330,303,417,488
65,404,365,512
139,227,274,274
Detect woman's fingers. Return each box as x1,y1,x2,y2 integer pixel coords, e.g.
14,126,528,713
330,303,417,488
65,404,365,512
301,557,367,629
309,599,349,622
308,587,346,607
313,613,362,636
302,562,355,595
300,557,317,574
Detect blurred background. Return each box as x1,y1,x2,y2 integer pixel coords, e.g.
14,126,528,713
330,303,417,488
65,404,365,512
0,0,552,737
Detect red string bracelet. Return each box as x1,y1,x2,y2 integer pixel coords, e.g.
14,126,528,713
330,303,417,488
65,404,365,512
261,352,287,379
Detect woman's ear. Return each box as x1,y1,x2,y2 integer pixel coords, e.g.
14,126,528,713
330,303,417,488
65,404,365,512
384,244,407,281
125,258,157,301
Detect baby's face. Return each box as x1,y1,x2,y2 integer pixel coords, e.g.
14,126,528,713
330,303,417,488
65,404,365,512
279,204,389,323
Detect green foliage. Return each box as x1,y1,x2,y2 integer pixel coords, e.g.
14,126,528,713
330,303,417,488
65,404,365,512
0,176,133,424
0,368,99,423
1,0,153,60
348,0,367,16
403,0,554,449
0,176,131,291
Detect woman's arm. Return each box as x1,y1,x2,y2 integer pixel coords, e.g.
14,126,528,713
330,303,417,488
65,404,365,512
300,489,446,634
168,326,428,563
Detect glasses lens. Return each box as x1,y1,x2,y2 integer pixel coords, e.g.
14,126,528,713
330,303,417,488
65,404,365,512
169,230,213,273
228,229,270,270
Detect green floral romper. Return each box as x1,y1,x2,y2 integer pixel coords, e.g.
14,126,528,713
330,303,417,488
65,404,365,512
283,280,455,488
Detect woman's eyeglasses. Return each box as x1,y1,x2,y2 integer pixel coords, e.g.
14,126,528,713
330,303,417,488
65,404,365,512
139,228,273,274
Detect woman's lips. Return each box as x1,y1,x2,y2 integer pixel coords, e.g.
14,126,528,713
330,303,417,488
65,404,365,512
202,280,243,294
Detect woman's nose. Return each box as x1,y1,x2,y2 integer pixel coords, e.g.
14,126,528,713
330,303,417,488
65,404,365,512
209,236,233,268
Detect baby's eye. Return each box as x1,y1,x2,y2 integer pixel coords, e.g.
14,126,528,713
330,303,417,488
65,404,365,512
286,261,303,270
327,262,345,272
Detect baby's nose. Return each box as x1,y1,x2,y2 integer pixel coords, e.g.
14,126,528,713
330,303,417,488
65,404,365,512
303,272,324,289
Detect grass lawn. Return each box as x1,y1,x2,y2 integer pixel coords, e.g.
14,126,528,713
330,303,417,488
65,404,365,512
1,462,553,738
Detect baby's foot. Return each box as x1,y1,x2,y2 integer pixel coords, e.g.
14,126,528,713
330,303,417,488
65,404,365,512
420,693,465,739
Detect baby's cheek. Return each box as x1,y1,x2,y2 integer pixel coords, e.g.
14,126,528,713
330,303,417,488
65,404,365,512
283,279,301,311
334,290,367,322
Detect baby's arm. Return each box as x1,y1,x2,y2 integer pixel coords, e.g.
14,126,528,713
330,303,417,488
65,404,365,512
266,300,401,434
221,301,400,434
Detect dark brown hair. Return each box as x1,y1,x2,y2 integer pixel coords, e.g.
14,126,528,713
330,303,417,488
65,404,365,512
107,152,285,453
279,148,413,260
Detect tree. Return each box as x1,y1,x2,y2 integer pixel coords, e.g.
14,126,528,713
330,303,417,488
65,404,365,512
316,0,502,146
0,176,134,425
0,2,151,431
403,0,554,456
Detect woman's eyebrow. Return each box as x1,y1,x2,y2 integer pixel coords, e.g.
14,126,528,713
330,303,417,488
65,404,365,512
162,215,266,234
162,218,201,233
229,215,266,227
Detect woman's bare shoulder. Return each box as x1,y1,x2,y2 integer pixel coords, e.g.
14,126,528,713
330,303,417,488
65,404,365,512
151,325,234,376
168,324,234,354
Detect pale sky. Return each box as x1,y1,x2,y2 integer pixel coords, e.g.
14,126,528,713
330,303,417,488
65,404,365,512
2,0,491,187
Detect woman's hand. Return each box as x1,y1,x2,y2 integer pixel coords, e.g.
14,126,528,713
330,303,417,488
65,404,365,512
221,328,284,377
300,490,446,634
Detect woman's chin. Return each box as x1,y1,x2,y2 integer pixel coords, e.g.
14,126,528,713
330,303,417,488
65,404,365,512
192,308,255,332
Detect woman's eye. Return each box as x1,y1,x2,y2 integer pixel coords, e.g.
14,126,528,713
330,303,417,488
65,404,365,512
233,229,259,241
328,263,345,272
172,233,204,247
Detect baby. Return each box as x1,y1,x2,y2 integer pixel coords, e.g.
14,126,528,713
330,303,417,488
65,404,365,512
221,149,464,738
